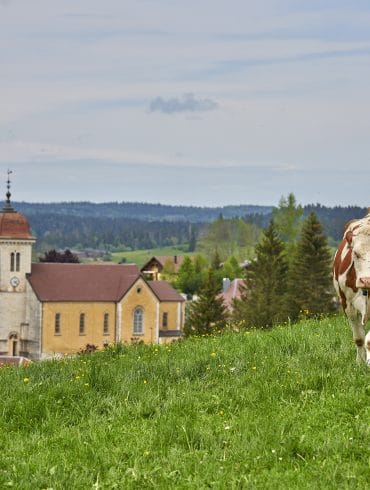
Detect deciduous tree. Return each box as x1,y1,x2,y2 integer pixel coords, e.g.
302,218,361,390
39,249,80,263
272,193,303,259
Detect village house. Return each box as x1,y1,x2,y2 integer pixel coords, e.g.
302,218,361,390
141,255,185,280
0,183,185,360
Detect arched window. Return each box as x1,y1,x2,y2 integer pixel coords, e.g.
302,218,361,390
10,253,15,272
9,333,18,356
133,307,144,335
16,252,20,272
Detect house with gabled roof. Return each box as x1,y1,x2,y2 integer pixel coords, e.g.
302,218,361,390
141,255,185,280
0,178,184,359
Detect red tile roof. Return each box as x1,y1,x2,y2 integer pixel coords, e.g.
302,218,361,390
0,211,34,239
0,356,32,366
27,263,140,302
221,279,245,310
148,281,185,302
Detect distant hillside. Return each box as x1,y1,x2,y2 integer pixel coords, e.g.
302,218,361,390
9,201,367,251
13,201,272,223
304,204,367,241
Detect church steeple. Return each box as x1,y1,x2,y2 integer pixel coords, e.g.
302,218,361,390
0,171,35,293
3,170,14,213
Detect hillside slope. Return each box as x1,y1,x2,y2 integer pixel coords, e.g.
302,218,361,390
1,316,369,489
12,202,367,251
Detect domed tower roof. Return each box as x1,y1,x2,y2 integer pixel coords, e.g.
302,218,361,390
0,170,34,240
0,211,33,239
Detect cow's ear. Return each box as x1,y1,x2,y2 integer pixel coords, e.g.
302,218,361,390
343,219,356,232
345,230,353,246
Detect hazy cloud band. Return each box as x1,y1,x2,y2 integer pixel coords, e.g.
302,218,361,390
149,93,218,114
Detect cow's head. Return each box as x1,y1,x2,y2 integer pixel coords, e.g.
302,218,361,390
350,228,370,290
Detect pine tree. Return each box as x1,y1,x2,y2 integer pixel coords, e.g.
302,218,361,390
188,226,197,252
288,212,333,319
211,250,224,286
193,254,208,292
233,221,289,328
184,269,227,336
211,250,222,270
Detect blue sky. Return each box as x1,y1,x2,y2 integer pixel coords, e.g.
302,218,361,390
1,0,370,207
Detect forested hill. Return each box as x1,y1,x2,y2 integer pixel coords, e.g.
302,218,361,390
8,201,367,252
13,201,272,222
245,204,368,241
303,204,367,241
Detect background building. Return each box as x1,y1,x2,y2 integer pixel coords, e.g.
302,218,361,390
0,187,184,359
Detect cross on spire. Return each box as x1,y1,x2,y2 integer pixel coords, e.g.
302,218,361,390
3,169,14,212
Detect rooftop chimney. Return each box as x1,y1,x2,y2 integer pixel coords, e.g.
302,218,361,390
222,277,231,293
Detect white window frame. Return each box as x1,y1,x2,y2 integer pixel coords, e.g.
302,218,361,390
133,307,144,335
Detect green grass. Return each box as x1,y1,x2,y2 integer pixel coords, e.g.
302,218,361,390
111,245,193,267
1,316,370,489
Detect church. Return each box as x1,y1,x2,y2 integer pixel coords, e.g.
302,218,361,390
0,183,185,360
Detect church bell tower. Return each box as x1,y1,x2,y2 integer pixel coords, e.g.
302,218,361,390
0,171,35,357
0,171,35,292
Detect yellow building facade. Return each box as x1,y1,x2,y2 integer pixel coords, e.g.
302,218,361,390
42,301,117,355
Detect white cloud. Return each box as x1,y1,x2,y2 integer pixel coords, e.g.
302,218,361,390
0,140,296,172
149,93,218,114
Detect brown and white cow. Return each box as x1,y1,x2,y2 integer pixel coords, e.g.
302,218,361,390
333,210,370,363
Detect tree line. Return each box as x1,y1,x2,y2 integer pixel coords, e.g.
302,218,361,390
14,200,367,253
185,194,336,335
15,201,270,222
27,214,203,252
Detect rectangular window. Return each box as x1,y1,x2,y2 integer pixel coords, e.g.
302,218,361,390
10,253,14,272
103,313,109,335
79,313,85,335
16,253,20,272
55,313,61,335
162,312,168,328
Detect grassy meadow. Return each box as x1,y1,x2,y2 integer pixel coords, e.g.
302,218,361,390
111,245,193,267
1,316,370,489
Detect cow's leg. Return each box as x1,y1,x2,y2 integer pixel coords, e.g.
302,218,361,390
365,330,370,365
347,310,366,363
